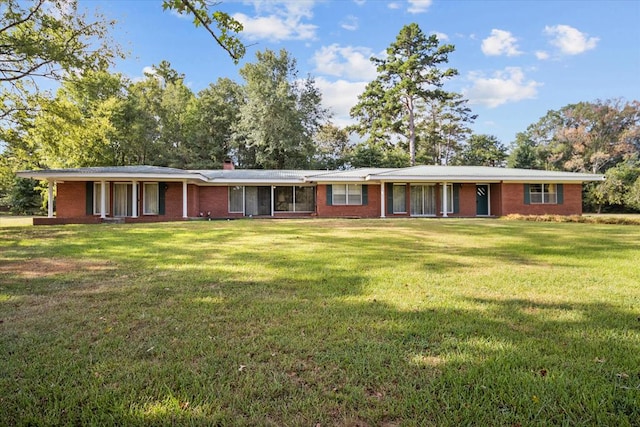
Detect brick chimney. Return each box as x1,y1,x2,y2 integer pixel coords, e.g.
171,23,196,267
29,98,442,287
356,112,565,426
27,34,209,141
223,159,235,170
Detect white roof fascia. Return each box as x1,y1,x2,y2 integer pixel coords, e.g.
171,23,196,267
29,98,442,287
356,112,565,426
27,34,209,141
16,171,205,182
200,179,308,185
366,174,603,183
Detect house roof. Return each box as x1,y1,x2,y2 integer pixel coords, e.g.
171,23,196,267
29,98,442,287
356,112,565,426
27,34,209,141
17,165,604,184
17,165,201,181
367,165,603,183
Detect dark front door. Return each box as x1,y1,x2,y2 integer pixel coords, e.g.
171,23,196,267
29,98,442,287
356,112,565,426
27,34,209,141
257,186,271,215
476,184,489,216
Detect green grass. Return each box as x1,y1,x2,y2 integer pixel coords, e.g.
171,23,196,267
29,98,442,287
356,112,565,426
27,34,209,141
1,219,639,426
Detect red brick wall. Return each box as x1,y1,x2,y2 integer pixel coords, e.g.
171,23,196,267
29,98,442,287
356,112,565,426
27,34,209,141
56,182,89,218
162,182,183,218
501,183,583,215
196,186,244,218
316,184,381,218
490,183,502,216
456,184,477,217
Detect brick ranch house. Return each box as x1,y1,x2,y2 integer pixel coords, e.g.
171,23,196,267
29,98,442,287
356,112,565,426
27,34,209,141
17,164,604,225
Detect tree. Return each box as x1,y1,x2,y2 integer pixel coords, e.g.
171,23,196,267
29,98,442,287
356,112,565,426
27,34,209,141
514,99,640,174
234,49,328,169
453,134,507,166
418,94,476,165
350,23,459,166
183,78,244,169
0,0,121,119
589,156,640,213
507,132,543,169
26,70,126,168
312,123,350,169
162,0,245,63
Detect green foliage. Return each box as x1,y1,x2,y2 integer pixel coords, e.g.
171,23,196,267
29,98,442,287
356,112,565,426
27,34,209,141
312,123,351,169
184,78,244,169
235,49,328,169
1,220,639,425
453,134,507,166
513,99,640,174
350,23,464,165
7,177,41,214
0,0,122,117
161,0,245,63
507,132,543,169
348,141,410,168
589,157,640,212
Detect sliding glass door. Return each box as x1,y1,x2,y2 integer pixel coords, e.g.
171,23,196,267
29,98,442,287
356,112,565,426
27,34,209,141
410,185,436,216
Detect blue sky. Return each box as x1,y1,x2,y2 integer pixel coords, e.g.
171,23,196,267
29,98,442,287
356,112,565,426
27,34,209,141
91,0,639,146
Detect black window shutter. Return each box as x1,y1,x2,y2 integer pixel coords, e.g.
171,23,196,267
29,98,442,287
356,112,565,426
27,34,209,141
557,184,564,204
453,184,460,213
386,183,393,214
86,182,94,215
159,182,166,215
524,184,530,205
326,185,332,206
362,185,368,205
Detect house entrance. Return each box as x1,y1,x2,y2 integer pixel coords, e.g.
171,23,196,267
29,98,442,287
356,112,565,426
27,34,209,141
113,183,133,217
476,184,489,216
245,186,272,216
410,185,436,216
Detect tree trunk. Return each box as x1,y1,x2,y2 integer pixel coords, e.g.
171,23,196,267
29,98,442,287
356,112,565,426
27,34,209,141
408,97,416,166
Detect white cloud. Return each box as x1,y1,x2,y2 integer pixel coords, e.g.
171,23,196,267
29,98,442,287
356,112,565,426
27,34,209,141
464,67,541,108
234,1,317,41
316,77,367,127
341,15,359,31
312,44,377,81
535,50,550,60
481,29,522,57
544,24,599,55
408,0,433,14
431,31,449,41
354,0,366,5
388,2,401,10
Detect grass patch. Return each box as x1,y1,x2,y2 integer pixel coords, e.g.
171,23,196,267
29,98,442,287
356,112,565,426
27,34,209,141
504,213,640,225
1,219,639,425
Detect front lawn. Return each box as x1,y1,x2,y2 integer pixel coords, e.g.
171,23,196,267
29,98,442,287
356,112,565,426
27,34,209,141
1,219,639,426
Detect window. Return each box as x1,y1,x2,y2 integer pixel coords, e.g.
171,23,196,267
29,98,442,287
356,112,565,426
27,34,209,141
393,184,406,213
274,186,315,212
229,186,244,213
332,184,362,205
441,184,454,213
530,184,557,204
144,183,159,214
93,182,110,215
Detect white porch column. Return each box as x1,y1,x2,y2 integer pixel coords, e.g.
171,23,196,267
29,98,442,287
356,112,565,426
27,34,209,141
47,180,54,218
100,180,106,219
442,182,448,218
271,185,275,217
131,181,138,218
380,182,386,218
182,180,188,218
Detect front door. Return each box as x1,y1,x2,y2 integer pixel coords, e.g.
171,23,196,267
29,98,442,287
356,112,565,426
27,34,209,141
476,184,489,216
113,183,132,217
